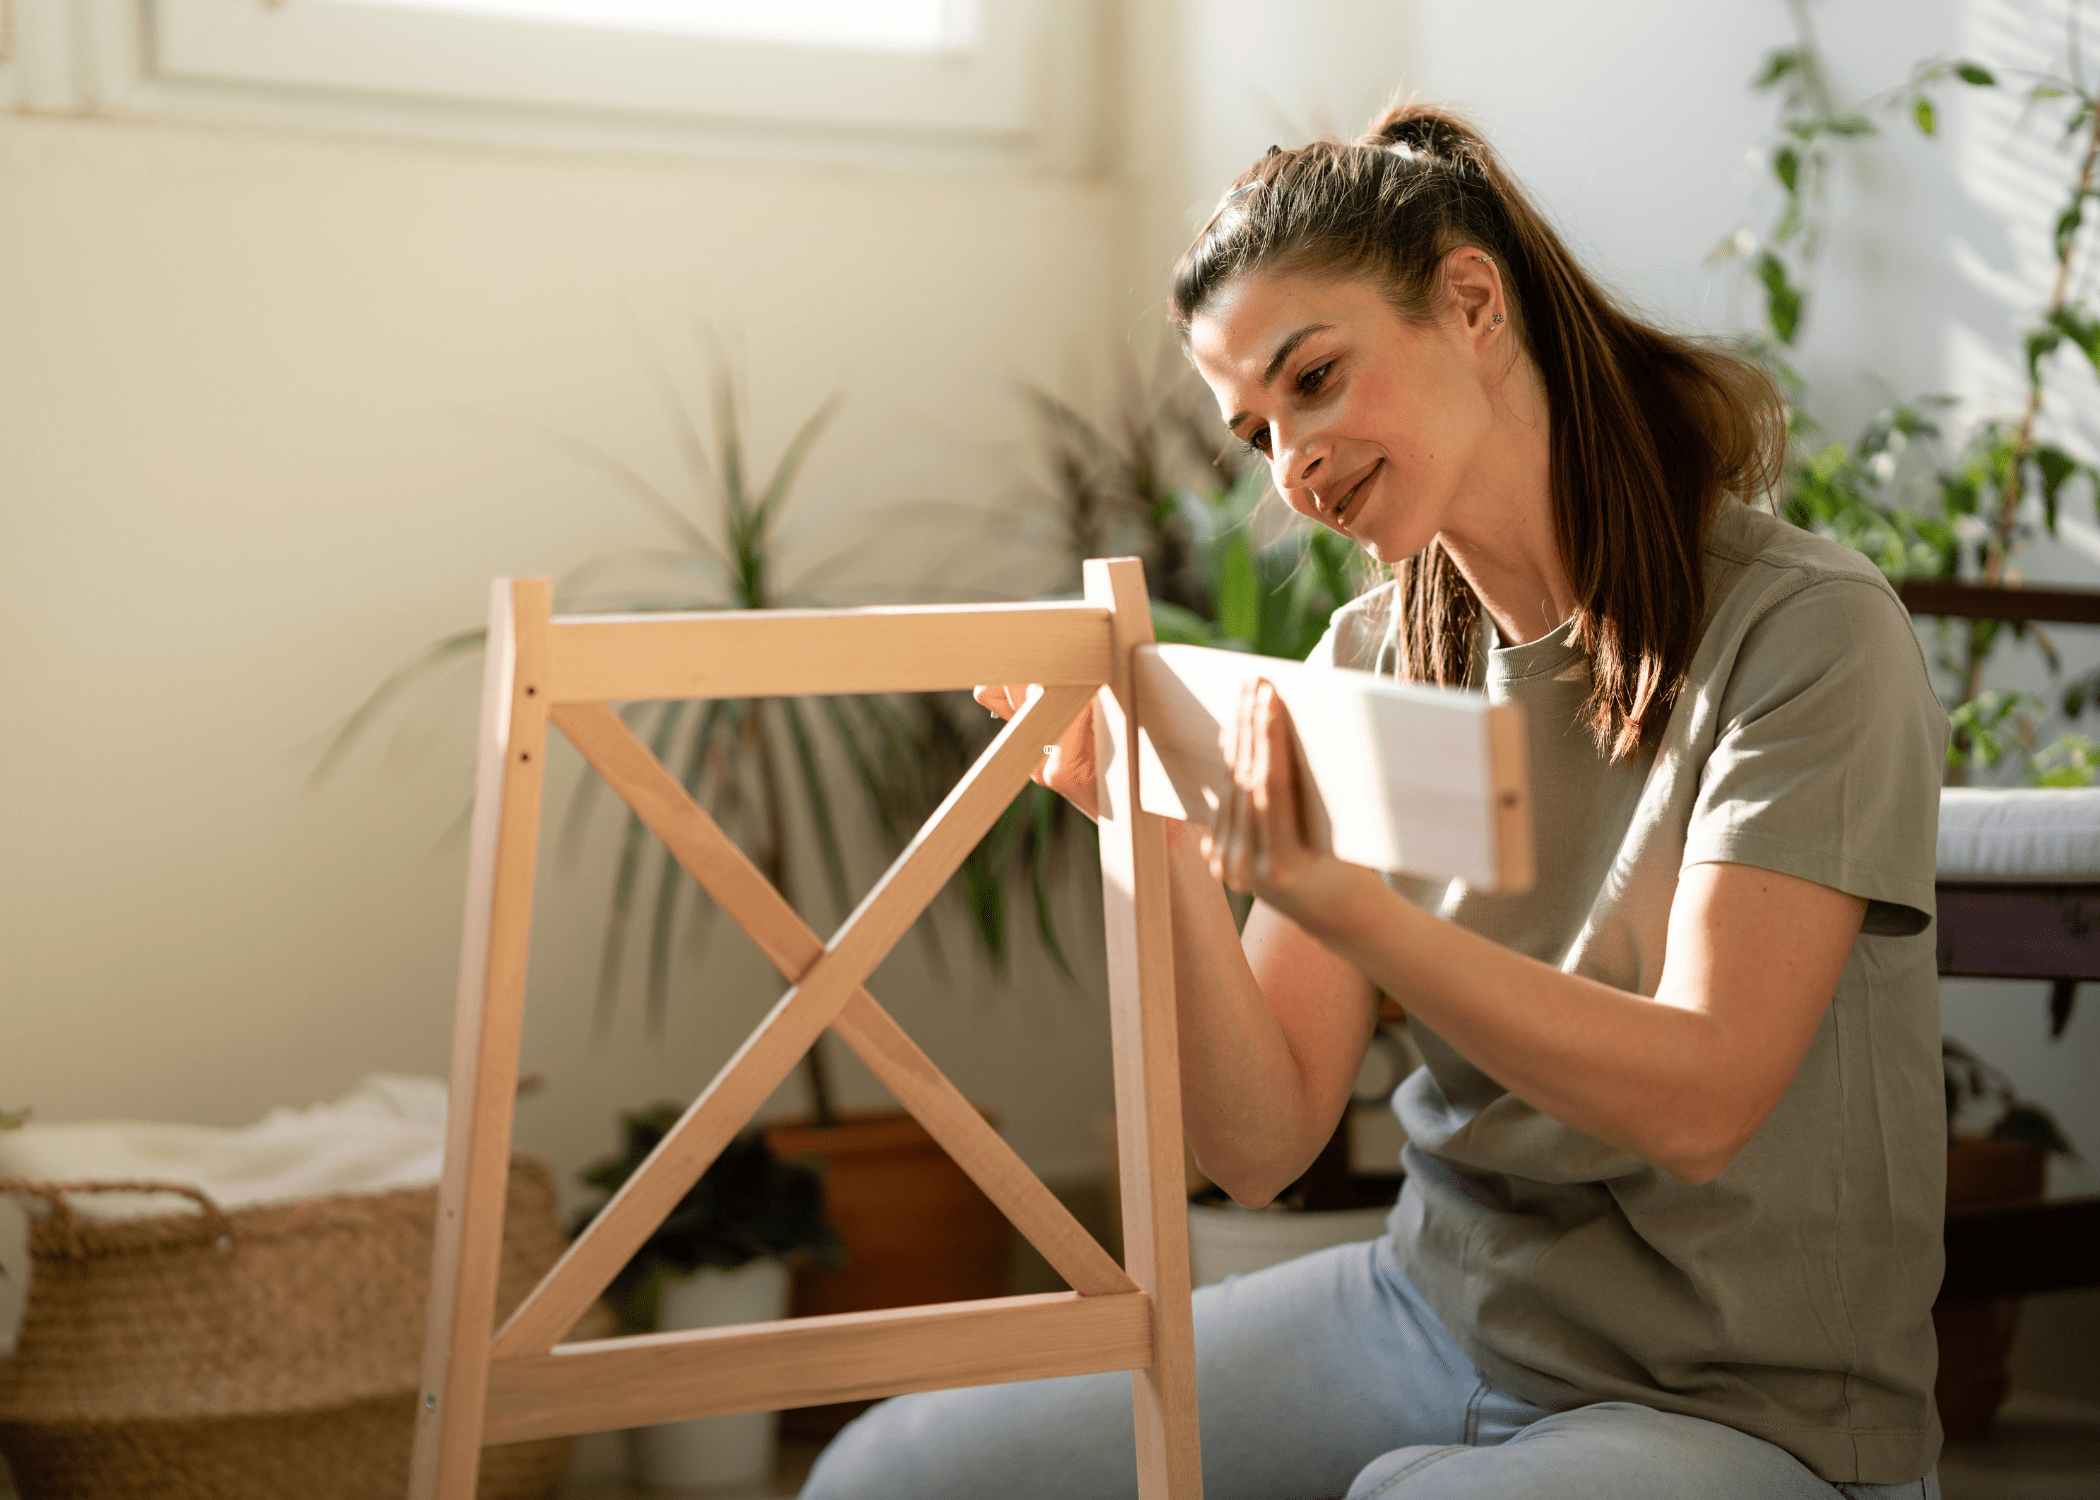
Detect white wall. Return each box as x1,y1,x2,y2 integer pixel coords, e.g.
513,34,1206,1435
5,0,2095,1235
0,104,1145,1196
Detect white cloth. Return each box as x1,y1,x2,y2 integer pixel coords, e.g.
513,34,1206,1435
0,1074,448,1222
1936,788,2100,883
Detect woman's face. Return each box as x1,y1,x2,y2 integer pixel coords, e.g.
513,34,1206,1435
1186,267,1498,567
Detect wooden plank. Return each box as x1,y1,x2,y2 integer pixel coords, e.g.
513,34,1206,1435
541,700,1134,1300
831,990,1137,1298
484,1291,1155,1445
1935,884,2100,980
545,602,1112,703
1087,559,1204,1500
1901,579,2100,625
409,579,552,1500
1132,642,1531,893
493,684,1094,1358
1941,1195,2100,1301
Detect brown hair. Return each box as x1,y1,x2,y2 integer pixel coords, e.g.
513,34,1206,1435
1170,104,1784,759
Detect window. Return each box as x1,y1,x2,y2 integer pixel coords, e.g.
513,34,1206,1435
12,0,1097,169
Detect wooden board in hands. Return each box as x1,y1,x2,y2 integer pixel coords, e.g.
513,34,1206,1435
1131,643,1533,894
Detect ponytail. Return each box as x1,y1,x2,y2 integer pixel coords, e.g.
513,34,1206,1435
1171,103,1783,759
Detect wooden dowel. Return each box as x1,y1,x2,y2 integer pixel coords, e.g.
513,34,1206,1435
492,685,1094,1358
484,1292,1155,1445
545,603,1112,702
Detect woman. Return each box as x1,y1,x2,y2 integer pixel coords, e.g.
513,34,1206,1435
800,105,1947,1500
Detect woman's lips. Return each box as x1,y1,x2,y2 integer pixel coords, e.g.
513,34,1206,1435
1330,459,1382,527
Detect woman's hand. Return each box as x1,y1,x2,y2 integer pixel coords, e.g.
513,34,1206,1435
1205,678,1375,928
973,683,1100,821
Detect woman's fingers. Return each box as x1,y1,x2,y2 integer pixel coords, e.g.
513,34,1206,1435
972,683,1029,722
1208,677,1306,894
977,682,1101,821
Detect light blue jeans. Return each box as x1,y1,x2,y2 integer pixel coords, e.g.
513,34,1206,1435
798,1235,1940,1500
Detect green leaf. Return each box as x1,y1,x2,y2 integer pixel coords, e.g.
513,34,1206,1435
2033,84,2069,100
1914,95,1937,136
2034,446,2082,531
2027,323,2067,384
1825,114,1877,137
1991,1103,2077,1156
1773,145,1800,193
2055,196,2087,262
1956,63,1996,87
2047,307,2100,376
1754,48,1800,89
1213,531,1262,646
1757,253,1803,346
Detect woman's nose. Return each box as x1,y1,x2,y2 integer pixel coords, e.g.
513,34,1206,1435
1272,427,1326,491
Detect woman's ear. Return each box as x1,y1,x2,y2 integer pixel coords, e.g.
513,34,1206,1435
1443,246,1505,344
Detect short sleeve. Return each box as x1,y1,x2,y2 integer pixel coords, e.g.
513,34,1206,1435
1684,578,1948,936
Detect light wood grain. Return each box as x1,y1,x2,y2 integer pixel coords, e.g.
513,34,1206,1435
492,684,1094,1359
534,700,1134,1302
545,603,1112,703
1132,642,1532,894
484,1291,1153,1444
1087,560,1204,1500
410,579,551,1500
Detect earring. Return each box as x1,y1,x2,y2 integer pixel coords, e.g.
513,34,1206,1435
1491,313,1504,328
1475,255,1494,265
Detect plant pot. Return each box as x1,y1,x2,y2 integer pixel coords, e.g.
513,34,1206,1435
630,1258,791,1491
1933,1138,2049,1443
764,1109,1010,1441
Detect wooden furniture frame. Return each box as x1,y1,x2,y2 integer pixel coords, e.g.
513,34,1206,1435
408,558,1531,1499
1902,580,2100,1300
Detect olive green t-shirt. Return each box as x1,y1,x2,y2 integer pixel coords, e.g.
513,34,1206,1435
1318,500,1949,1484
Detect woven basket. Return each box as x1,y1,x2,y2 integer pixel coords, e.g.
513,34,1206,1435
0,1158,586,1499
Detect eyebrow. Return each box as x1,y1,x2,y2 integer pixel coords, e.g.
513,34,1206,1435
1223,323,1335,431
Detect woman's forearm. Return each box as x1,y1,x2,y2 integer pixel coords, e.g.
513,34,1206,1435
1159,824,1373,1203
1290,863,1858,1184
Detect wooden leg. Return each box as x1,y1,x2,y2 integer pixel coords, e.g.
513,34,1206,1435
1086,558,1203,1499
408,579,552,1500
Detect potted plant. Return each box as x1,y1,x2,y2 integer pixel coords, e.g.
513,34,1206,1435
319,359,1054,1398
573,1107,842,1489
1934,1039,2080,1441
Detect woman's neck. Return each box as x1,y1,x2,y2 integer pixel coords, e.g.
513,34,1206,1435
1436,350,1572,647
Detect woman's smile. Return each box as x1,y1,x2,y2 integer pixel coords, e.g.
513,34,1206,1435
1321,456,1383,529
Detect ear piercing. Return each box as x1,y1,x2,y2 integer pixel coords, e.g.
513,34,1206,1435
1475,255,1494,264
1491,314,1504,327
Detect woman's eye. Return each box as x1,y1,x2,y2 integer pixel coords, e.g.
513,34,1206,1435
1295,361,1333,397
1244,427,1272,456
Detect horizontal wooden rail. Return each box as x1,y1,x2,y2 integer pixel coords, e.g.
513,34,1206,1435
1934,884,2100,981
545,603,1113,702
1899,579,2100,625
1941,1195,2100,1301
483,1291,1155,1443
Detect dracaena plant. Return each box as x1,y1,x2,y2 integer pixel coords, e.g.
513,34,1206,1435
1713,0,2100,785
317,353,1033,1126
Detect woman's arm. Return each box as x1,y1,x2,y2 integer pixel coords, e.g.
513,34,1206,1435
1211,680,1867,1188
975,684,1380,1204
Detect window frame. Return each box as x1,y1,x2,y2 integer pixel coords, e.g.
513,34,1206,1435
8,0,1103,173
